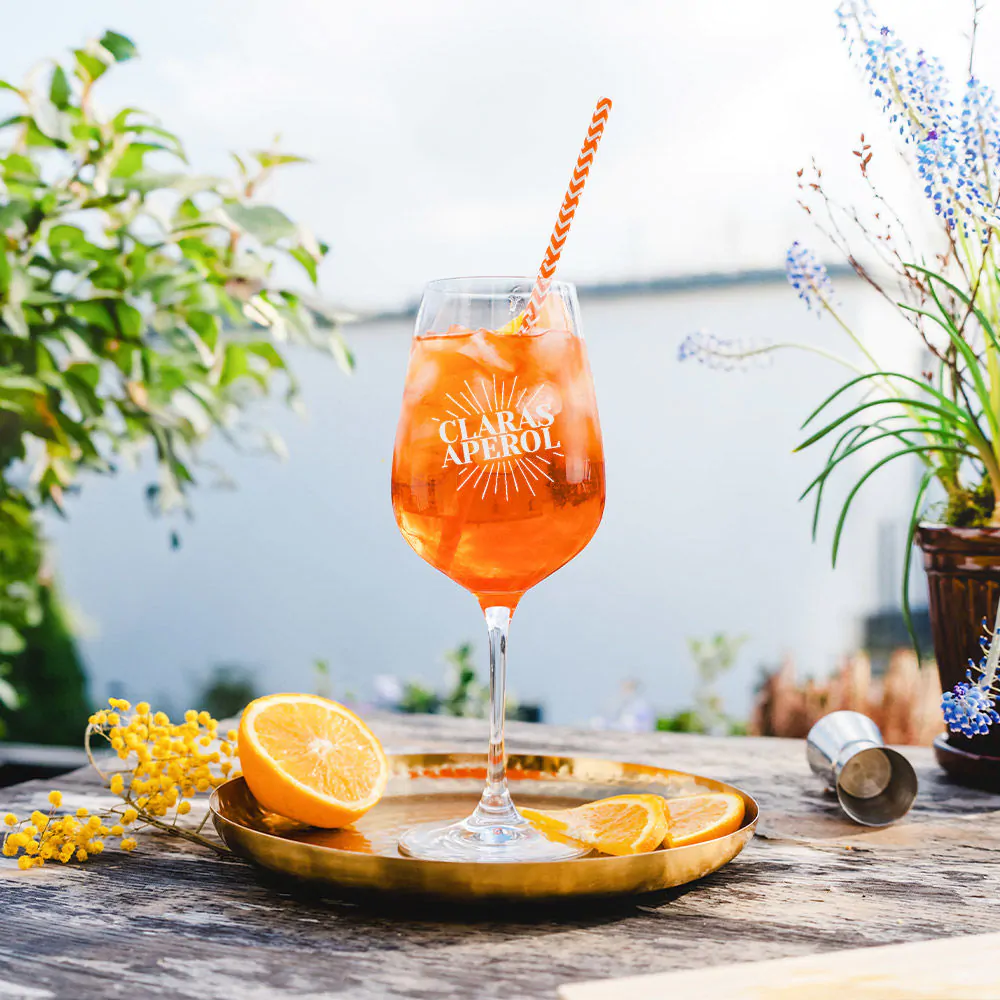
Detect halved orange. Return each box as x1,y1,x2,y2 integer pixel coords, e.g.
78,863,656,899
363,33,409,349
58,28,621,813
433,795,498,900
520,794,669,856
237,694,388,829
664,792,745,847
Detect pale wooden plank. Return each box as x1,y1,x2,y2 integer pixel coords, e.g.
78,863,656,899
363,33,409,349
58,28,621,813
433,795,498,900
558,932,1000,999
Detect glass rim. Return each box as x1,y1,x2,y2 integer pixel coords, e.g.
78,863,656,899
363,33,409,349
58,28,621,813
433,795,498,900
423,275,577,296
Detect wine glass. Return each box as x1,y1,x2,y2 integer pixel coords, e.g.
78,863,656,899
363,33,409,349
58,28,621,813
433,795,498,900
391,277,605,862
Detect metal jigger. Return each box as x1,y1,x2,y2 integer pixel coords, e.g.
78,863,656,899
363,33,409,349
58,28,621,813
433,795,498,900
806,711,918,826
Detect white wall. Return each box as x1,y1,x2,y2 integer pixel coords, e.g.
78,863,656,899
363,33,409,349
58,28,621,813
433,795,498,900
45,278,922,723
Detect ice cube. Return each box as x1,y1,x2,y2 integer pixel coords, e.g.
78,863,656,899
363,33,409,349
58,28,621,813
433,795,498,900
455,328,516,374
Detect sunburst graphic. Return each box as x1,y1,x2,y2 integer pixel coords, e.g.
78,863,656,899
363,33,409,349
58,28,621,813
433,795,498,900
434,378,562,502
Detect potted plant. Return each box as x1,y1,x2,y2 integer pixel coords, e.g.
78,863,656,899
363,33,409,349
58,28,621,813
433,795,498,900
681,2,1000,786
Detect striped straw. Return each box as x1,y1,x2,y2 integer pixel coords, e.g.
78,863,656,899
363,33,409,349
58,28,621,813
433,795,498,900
520,97,613,332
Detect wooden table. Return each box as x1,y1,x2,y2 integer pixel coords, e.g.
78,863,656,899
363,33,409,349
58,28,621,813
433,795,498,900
2,715,999,999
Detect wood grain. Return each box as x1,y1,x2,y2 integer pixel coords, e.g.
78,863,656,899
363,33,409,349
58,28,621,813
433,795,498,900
2,715,1000,1000
559,932,1000,999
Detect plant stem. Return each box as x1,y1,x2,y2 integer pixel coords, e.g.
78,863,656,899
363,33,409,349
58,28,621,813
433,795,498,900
136,812,230,856
84,724,108,783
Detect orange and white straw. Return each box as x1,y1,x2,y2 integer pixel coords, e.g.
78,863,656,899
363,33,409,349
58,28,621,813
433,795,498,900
521,97,613,331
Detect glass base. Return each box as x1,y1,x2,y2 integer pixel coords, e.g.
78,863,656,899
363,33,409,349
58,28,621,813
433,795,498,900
398,815,589,863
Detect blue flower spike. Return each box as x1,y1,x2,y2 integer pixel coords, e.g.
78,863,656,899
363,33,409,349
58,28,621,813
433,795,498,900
785,243,835,313
676,332,774,371
836,0,1000,237
942,594,1000,738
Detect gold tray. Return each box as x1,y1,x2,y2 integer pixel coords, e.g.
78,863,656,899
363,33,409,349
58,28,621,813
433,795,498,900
210,752,759,903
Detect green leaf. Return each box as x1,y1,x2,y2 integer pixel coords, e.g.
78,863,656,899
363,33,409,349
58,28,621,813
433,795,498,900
796,397,966,451
128,124,186,161
902,469,935,660
220,342,250,386
73,47,109,84
47,223,87,252
831,445,974,565
906,262,1000,354
808,423,871,540
801,371,967,429
289,245,319,285
2,302,28,338
253,150,309,169
0,624,25,655
99,31,138,63
222,201,297,244
111,142,177,179
116,170,186,194
800,423,960,502
114,301,143,339
0,674,20,712
0,198,34,230
1,153,39,180
90,263,127,291
68,299,116,335
188,312,220,350
49,65,71,109
0,114,28,134
64,366,102,417
899,298,998,443
27,93,70,143
245,341,286,369
65,362,100,389
330,333,355,373
0,80,21,95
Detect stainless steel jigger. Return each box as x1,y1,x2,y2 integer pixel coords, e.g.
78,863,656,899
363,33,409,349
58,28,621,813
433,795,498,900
806,711,918,826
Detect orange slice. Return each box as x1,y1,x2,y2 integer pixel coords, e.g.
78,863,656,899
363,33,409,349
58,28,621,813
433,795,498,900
520,794,669,856
237,694,388,829
497,312,525,335
664,792,745,847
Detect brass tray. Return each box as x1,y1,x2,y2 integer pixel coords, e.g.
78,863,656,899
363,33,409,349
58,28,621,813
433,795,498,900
210,752,758,902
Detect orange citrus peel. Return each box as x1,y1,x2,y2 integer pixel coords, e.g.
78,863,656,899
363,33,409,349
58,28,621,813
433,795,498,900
238,694,388,829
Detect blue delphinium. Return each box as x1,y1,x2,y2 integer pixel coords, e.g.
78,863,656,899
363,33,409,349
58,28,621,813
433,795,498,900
785,242,835,313
942,602,1000,738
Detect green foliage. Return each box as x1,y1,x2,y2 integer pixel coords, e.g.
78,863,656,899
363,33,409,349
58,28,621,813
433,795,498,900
655,709,704,733
396,643,514,719
440,642,488,717
0,30,348,716
0,585,90,745
397,680,440,716
655,633,747,735
313,658,332,699
398,643,488,717
195,664,257,721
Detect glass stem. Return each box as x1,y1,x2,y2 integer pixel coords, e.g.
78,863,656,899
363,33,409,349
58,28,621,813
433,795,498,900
469,606,522,831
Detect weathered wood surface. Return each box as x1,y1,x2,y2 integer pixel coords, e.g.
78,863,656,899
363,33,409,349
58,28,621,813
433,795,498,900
2,715,1000,1000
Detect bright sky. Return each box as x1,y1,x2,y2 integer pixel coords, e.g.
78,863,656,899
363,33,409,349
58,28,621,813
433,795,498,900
4,1,998,309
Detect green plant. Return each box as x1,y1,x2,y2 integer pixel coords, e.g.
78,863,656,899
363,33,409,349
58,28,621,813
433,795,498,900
0,584,90,745
313,658,332,699
194,664,257,722
656,633,747,735
395,643,521,719
0,664,18,739
440,642,489,718
0,31,349,715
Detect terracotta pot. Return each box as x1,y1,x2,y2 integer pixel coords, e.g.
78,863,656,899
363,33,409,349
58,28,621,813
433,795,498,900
916,523,1000,788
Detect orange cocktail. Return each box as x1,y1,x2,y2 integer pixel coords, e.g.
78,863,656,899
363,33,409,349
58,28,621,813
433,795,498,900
392,323,604,609
391,276,604,864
